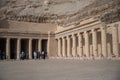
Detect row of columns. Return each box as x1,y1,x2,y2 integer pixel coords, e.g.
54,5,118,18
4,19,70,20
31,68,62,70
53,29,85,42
5,38,42,60
57,25,119,58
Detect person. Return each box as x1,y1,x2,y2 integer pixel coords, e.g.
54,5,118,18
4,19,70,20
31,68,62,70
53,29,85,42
33,51,37,59
45,51,48,59
26,52,29,59
41,51,44,59
42,51,46,60
21,51,25,60
37,51,41,59
2,51,6,60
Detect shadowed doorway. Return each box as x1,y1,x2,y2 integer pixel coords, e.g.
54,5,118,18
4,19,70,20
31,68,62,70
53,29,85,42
42,39,47,52
10,39,17,59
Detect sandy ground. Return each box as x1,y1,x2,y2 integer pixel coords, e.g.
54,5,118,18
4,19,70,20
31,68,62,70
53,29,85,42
0,59,120,80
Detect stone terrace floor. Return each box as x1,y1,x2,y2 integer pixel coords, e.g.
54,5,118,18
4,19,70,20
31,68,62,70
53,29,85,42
0,59,120,80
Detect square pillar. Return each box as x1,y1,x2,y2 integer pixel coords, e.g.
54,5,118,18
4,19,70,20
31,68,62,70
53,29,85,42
92,29,98,57
67,36,71,57
58,38,62,57
72,34,77,57
62,37,66,57
101,27,107,57
84,31,90,57
77,33,83,57
6,38,10,59
17,38,21,60
38,39,42,52
112,24,119,57
29,38,32,59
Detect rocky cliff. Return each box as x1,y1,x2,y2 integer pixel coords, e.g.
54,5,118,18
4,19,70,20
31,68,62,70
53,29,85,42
0,0,120,26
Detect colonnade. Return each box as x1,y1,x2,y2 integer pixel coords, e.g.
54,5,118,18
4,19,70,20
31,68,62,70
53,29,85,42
57,25,119,59
1,38,43,60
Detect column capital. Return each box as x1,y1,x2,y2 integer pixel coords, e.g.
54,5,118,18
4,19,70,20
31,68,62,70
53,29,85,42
17,38,21,40
29,38,32,40
77,32,83,37
92,29,95,32
72,33,75,36
66,35,70,38
77,33,80,37
72,34,76,38
84,31,88,34
62,36,66,39
38,38,42,40
6,37,10,40
92,29,98,33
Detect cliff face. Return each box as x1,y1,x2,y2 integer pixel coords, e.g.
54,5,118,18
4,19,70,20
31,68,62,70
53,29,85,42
0,0,120,26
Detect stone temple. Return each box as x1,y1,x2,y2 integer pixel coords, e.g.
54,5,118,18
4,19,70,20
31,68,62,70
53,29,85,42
0,0,120,60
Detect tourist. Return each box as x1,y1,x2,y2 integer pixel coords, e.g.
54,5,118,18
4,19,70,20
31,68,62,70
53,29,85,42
33,51,37,59
26,52,29,59
2,51,6,60
42,51,46,60
41,51,44,59
21,51,25,60
37,51,41,59
45,51,48,59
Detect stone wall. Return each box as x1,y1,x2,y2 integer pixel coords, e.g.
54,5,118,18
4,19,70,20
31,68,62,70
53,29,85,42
0,20,57,33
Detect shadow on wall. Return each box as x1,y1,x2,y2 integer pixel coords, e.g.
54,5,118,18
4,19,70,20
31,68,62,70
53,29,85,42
97,32,101,44
0,19,9,29
107,33,113,56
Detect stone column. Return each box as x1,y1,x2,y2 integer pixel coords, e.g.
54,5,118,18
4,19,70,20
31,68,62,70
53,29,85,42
72,34,77,57
6,38,10,59
112,24,119,57
38,39,41,52
17,38,21,60
62,37,66,57
84,31,90,57
58,38,62,57
78,33,83,57
67,36,71,57
29,39,32,59
101,27,107,57
92,29,98,57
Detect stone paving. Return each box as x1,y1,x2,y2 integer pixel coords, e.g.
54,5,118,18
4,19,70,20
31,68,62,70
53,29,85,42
0,59,120,80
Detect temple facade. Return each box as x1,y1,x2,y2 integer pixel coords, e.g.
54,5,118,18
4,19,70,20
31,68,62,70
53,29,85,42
0,20,57,59
55,18,120,59
0,18,120,60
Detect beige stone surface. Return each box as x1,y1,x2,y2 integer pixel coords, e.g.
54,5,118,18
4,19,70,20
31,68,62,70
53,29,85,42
0,59,120,80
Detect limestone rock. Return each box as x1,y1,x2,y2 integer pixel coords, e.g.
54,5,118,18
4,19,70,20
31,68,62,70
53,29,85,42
0,0,120,26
